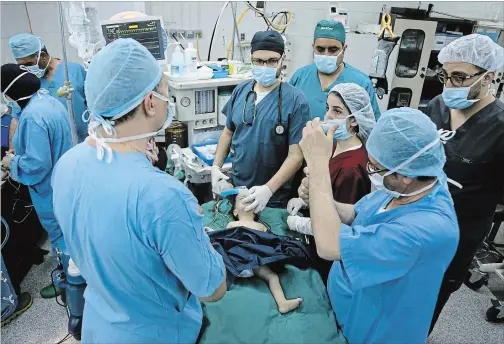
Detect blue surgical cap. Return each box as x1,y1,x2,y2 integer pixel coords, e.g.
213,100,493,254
85,38,162,119
9,33,44,59
366,108,446,178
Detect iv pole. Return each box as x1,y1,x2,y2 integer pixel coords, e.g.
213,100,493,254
57,1,78,146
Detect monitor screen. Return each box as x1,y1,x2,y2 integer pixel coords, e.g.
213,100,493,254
101,18,164,60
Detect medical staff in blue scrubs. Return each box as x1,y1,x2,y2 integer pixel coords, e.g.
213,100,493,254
9,33,88,142
290,20,381,120
212,31,310,213
1,64,72,298
51,38,226,344
297,108,459,343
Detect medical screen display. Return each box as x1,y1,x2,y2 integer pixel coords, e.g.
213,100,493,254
102,19,164,60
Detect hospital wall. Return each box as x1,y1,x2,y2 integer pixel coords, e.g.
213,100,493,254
1,1,503,75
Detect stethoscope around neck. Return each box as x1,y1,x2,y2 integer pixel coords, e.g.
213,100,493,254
241,81,285,135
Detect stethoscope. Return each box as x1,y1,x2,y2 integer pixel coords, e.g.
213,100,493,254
241,81,285,135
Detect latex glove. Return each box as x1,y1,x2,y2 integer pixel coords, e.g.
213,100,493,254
212,179,234,197
211,165,229,189
287,216,313,236
243,185,273,213
2,153,13,170
287,198,307,215
298,177,309,203
146,140,159,165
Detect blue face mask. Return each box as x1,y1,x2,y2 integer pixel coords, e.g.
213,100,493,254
314,51,343,75
442,73,487,110
251,66,278,87
321,117,351,141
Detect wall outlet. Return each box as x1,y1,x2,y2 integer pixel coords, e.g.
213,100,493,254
186,30,195,39
168,29,178,37
195,30,203,38
177,30,186,38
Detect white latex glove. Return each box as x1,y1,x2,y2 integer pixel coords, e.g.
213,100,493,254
287,216,313,236
212,179,234,196
211,165,229,188
287,198,307,216
243,185,273,213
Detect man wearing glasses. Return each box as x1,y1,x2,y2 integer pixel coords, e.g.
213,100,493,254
426,34,504,331
212,31,310,213
289,20,381,121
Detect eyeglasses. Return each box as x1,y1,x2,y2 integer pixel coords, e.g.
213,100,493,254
366,161,388,175
314,46,341,54
251,58,281,67
437,71,485,87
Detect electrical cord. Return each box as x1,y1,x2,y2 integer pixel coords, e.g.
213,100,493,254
171,34,185,50
245,2,293,31
54,333,72,344
208,1,230,61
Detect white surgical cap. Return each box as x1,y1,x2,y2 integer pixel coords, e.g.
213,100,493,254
438,33,504,71
330,83,376,142
366,108,446,178
85,38,162,119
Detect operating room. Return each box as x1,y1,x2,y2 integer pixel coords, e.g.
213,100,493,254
1,1,504,343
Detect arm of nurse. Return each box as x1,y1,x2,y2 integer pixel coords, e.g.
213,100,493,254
213,127,233,168
299,174,355,225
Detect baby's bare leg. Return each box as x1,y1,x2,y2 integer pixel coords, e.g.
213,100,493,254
253,265,302,314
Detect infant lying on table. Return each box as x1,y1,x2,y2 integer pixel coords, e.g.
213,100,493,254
225,190,303,314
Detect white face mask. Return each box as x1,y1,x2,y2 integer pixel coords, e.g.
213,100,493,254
19,38,51,79
87,91,174,163
370,129,461,198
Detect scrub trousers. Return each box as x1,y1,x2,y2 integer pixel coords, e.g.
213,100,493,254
430,215,493,332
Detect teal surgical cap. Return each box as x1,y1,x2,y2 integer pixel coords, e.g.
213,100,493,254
314,20,346,44
85,38,162,119
9,33,44,59
366,108,446,178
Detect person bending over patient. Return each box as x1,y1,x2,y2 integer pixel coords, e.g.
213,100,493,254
227,191,303,314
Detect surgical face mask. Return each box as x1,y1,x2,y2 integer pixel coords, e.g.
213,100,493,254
87,90,174,163
314,51,343,75
19,38,51,79
321,117,352,141
442,72,488,110
251,66,278,87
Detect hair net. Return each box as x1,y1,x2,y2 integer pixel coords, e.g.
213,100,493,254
85,38,162,119
366,108,447,178
438,33,504,71
9,33,44,59
330,83,376,141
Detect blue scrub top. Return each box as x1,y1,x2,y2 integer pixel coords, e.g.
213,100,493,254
41,61,88,143
327,183,459,343
223,80,310,206
51,143,225,344
9,94,72,250
289,63,381,120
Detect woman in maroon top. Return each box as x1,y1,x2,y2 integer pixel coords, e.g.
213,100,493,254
287,83,376,282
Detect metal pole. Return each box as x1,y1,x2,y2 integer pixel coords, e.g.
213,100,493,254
230,2,236,60
231,2,244,62
58,1,78,146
